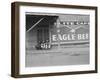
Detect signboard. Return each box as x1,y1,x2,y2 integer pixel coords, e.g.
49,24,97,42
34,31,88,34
51,21,89,44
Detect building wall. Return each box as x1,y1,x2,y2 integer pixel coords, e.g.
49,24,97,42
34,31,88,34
26,27,37,50
50,14,90,45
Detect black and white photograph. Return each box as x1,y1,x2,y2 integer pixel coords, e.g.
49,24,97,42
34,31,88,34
25,13,90,67
11,2,97,78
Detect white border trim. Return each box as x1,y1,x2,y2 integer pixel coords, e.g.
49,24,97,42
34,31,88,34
19,6,95,74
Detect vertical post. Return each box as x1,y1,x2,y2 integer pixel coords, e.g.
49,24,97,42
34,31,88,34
56,18,61,50
49,22,51,45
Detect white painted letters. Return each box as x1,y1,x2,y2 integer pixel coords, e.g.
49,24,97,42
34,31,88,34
52,33,89,41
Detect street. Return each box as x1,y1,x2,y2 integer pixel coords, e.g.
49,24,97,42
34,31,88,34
25,46,89,67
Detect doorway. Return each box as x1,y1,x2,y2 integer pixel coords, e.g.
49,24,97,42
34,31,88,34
36,25,50,50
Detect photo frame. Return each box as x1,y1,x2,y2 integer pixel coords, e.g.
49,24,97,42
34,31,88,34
11,2,98,78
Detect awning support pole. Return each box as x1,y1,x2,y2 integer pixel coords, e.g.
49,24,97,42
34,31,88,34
56,18,61,50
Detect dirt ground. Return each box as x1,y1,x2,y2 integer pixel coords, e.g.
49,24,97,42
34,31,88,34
25,46,89,67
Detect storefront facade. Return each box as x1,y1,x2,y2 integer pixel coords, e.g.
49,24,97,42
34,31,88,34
26,14,89,50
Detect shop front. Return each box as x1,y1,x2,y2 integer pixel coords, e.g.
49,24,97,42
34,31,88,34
26,14,89,50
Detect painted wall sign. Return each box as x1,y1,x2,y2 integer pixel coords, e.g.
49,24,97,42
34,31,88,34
51,20,89,44
52,33,89,41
